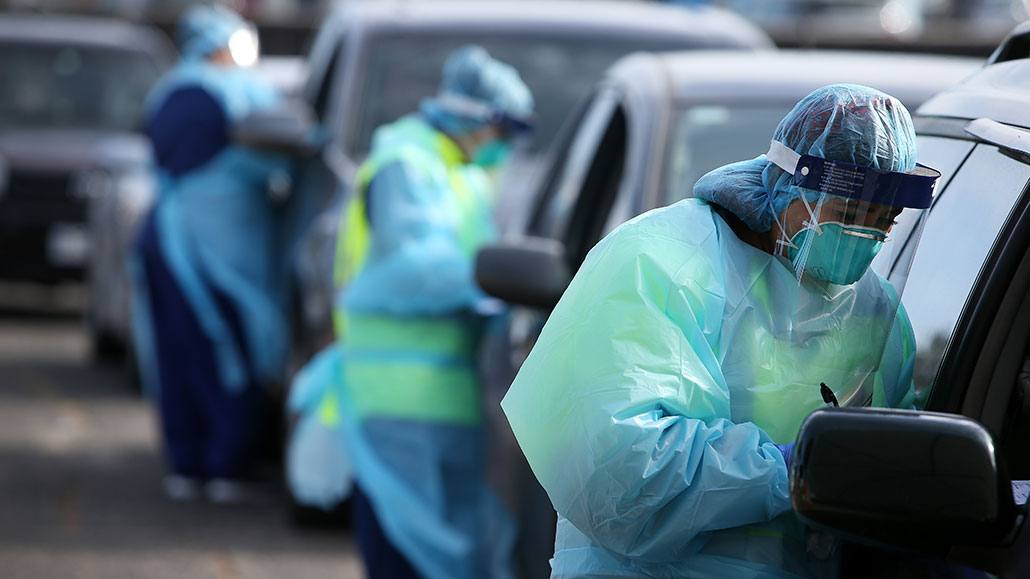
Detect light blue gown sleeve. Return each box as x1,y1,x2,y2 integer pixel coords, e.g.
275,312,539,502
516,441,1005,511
502,204,791,563
345,160,484,316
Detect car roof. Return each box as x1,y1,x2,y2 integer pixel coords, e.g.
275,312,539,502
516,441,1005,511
325,0,771,48
612,50,983,112
0,13,173,62
916,59,1030,129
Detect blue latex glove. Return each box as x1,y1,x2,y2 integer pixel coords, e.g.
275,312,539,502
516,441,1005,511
1012,480,1030,505
774,442,796,471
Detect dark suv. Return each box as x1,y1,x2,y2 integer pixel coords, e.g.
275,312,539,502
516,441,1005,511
474,48,981,576
0,14,171,284
481,22,1030,576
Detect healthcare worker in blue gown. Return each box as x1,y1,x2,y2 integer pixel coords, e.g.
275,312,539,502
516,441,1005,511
502,84,941,577
328,45,534,579
131,3,291,502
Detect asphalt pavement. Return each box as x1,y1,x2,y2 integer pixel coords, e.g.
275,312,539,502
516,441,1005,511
0,289,364,579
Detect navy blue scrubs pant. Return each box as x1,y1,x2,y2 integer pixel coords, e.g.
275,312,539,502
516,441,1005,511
352,485,422,579
137,211,263,480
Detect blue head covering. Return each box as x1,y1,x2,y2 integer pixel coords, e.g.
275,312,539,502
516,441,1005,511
177,3,246,61
420,45,534,137
693,83,918,232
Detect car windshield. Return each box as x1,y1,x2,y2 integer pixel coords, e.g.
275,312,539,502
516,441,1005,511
355,34,697,156
0,42,161,132
662,103,788,205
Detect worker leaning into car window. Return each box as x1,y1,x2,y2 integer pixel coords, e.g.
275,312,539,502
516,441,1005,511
327,45,534,579
129,3,292,503
502,84,939,578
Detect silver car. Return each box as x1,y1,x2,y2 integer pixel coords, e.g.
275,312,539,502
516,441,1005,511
0,14,171,358
85,50,307,368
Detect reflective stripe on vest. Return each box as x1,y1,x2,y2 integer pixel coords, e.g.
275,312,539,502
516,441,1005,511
331,119,489,425
342,313,481,425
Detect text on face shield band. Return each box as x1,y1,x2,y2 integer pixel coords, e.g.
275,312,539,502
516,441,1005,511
766,140,940,209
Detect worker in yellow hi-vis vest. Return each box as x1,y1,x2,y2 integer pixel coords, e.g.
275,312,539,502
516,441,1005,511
325,45,533,579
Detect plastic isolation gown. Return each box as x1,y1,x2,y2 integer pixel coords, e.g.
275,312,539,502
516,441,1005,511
502,198,916,578
133,59,292,395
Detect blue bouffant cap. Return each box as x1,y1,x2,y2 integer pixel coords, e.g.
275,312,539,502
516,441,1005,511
177,3,245,60
420,45,534,137
693,83,917,232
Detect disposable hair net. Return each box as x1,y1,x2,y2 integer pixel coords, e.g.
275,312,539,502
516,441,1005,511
177,3,246,60
694,83,918,233
420,45,534,137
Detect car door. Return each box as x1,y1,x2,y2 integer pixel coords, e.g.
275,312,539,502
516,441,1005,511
891,120,1030,419
916,120,1030,491
831,117,1030,575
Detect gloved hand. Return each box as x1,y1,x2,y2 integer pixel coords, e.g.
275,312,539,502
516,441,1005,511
774,442,796,471
1013,480,1030,505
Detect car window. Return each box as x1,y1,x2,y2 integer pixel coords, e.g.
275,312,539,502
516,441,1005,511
873,135,975,281
662,104,790,205
0,42,160,131
352,34,701,156
529,90,620,240
893,142,1030,397
563,105,628,267
311,36,344,122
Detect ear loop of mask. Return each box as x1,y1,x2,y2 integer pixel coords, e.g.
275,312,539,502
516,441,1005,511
770,201,795,257
790,194,825,280
767,142,817,257
765,141,828,279
769,188,823,249
769,188,826,282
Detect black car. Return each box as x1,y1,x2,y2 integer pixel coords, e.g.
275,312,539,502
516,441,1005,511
0,14,171,286
480,22,1030,576
789,22,1030,575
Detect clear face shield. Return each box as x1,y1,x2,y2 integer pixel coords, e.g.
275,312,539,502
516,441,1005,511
735,140,939,434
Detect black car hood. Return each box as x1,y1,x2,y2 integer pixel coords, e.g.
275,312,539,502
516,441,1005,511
0,129,151,173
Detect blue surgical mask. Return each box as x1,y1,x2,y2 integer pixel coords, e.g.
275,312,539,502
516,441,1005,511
787,222,886,285
473,139,512,168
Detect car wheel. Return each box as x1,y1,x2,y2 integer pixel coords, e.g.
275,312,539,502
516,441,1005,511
89,326,126,362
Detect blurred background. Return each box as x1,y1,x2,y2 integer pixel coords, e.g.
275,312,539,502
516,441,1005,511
0,0,1022,577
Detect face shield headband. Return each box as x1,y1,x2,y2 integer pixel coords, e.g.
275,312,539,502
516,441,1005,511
434,92,534,137
765,140,941,285
766,140,940,209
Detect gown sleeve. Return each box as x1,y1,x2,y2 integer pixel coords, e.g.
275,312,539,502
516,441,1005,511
345,160,485,316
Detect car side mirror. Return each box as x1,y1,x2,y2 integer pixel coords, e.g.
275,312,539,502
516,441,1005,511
792,408,1019,555
475,237,571,310
233,100,324,156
